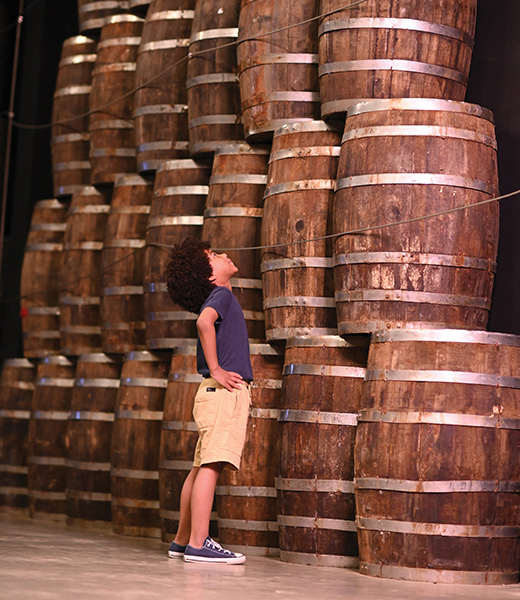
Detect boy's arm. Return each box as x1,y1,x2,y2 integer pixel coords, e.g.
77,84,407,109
197,306,244,392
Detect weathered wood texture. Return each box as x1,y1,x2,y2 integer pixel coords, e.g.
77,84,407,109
0,359,36,512
216,344,284,555
27,356,76,522
187,0,242,155
134,0,195,173
144,159,211,349
277,336,368,567
60,186,112,355
355,328,520,584
66,353,121,528
333,99,499,334
237,0,321,140
110,351,170,538
101,174,153,353
20,199,68,359
77,0,130,34
202,142,269,341
261,121,341,341
51,36,97,198
318,0,477,120
89,15,144,184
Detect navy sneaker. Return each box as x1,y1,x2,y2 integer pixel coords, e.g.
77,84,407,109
184,537,246,564
168,540,187,558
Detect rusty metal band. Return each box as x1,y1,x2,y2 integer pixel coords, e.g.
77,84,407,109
335,252,496,271
0,380,34,391
124,351,166,362
133,103,187,117
265,179,335,197
249,344,283,356
279,409,358,427
0,409,31,419
359,562,519,585
0,487,25,497
153,185,209,196
111,498,160,509
355,478,520,493
358,409,520,431
90,148,136,157
109,205,150,214
27,489,67,500
240,307,262,318
90,117,133,129
58,53,97,67
147,338,202,349
52,132,90,144
27,306,60,315
357,517,519,537
97,37,141,50
59,296,100,305
160,509,180,520
239,53,318,70
67,204,110,215
215,485,277,498
66,459,111,471
280,551,359,568
162,420,198,432
41,356,75,366
74,378,120,388
231,277,263,289
266,327,338,340
264,296,336,309
80,18,108,30
246,118,315,138
318,59,465,84
34,198,66,209
119,378,167,389
54,84,91,98
284,364,365,379
366,368,520,390
318,17,474,47
218,518,278,532
269,147,341,163
23,331,60,340
372,328,520,347
186,73,238,88
77,353,118,363
2,357,34,367
111,467,159,480
56,185,87,196
148,10,194,21
102,321,145,331
209,174,267,186
261,257,332,272
249,408,280,420
204,207,263,218
276,477,355,494
29,222,66,232
139,39,190,53
147,215,204,228
276,120,338,135
159,460,192,471
27,456,67,466
215,143,270,156
190,27,239,43
336,173,495,194
54,161,90,171
104,240,145,250
63,242,104,252
189,114,238,128
335,289,491,310
25,243,63,251
36,377,75,388
93,63,137,75
145,280,181,294
250,379,282,391
243,92,320,110
157,158,207,172
63,35,96,46
278,515,357,532
0,464,27,474
60,325,101,335
31,410,71,421
137,141,187,152
66,490,111,502
286,335,368,348
79,2,130,15
342,125,497,150
168,373,202,384
103,285,144,295
172,343,197,356
146,310,197,321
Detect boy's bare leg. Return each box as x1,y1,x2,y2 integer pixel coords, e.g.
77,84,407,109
174,466,199,545
188,462,224,548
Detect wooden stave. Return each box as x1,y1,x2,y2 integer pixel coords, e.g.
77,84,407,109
277,336,368,566
333,99,499,334
100,174,153,353
355,328,520,584
20,199,69,359
144,159,211,349
318,0,478,120
110,350,170,537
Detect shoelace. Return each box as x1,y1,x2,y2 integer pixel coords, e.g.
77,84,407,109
206,538,233,555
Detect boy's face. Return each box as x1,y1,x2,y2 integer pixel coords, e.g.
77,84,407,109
206,249,238,284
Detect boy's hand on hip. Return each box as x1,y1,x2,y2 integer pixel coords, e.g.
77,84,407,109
210,366,244,392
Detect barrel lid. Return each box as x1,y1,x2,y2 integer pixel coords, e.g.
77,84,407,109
215,143,270,157
371,328,520,348
347,98,495,124
286,335,369,349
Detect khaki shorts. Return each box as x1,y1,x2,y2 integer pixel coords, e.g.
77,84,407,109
192,377,251,471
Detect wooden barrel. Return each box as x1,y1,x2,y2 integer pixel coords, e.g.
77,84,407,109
356,328,520,584
318,0,477,121
237,0,321,141
101,174,153,354
144,159,210,349
60,186,112,356
333,99,499,334
111,350,170,537
158,342,219,541
261,121,341,342
51,36,97,198
277,335,368,567
20,199,68,359
27,356,76,521
187,0,242,156
89,15,144,185
66,353,121,529
202,142,269,341
0,359,36,512
128,0,151,16
78,0,130,34
216,343,284,556
133,0,195,173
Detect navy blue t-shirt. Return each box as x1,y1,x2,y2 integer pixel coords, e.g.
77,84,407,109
196,286,253,381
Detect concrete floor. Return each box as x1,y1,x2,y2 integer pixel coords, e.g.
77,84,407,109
1,513,520,600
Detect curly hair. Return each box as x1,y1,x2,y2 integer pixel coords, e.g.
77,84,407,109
166,238,216,314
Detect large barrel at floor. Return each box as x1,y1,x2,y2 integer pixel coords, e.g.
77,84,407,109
355,328,520,584
333,99,499,334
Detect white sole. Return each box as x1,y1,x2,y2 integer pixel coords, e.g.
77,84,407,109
168,551,185,558
184,555,246,565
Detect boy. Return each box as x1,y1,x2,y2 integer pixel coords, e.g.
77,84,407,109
165,237,253,564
